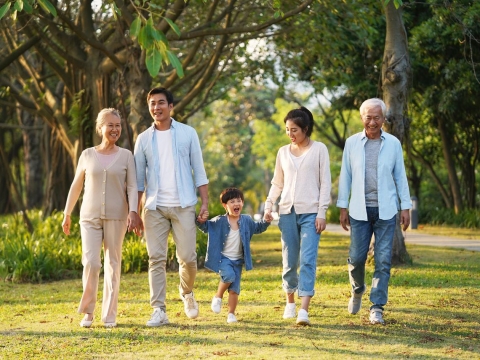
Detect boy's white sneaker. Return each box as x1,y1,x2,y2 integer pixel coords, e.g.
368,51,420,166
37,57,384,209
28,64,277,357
227,313,237,323
211,296,222,314
181,292,199,319
146,308,169,327
369,308,385,325
296,309,310,326
283,303,296,319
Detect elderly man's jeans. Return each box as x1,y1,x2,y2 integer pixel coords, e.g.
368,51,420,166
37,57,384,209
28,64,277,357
348,207,396,309
278,207,320,297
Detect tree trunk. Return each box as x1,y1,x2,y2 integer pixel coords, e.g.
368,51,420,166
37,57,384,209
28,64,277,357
381,1,411,265
18,110,44,209
437,115,463,213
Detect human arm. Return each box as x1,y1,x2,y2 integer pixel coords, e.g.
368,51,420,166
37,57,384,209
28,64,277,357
126,151,140,232
264,149,283,221
400,209,410,231
316,143,332,223
336,139,353,219
62,153,86,235
197,184,209,220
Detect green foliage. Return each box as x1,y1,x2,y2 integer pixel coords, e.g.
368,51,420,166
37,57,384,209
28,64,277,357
419,207,480,229
0,211,208,283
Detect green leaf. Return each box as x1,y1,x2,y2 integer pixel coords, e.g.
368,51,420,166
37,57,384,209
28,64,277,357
152,28,168,44
146,47,162,78
130,16,141,38
37,0,57,16
164,18,181,36
112,2,121,16
0,2,11,20
14,0,23,12
23,0,32,13
167,50,184,78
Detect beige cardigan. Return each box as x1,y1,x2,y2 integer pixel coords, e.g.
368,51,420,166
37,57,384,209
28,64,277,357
64,147,138,220
265,141,331,219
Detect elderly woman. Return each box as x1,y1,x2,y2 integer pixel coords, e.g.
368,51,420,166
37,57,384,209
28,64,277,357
264,107,331,326
62,108,139,328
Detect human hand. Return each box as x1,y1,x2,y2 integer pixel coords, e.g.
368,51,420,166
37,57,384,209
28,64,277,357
134,215,144,236
315,218,326,233
196,211,209,223
127,211,138,232
339,208,350,231
62,214,71,235
400,209,410,231
263,209,273,222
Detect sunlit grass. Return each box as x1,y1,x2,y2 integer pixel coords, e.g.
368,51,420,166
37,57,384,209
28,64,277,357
1,227,479,359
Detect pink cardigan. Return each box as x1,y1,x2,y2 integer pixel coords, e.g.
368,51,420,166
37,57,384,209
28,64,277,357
64,147,138,220
265,141,331,219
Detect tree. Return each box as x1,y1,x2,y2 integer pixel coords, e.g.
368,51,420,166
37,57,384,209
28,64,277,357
0,0,313,214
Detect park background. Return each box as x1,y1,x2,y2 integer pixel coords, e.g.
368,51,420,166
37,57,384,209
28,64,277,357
0,1,479,358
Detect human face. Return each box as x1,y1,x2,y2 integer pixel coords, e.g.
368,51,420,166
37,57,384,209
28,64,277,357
101,113,121,143
362,105,385,140
223,197,244,219
149,93,173,128
285,119,307,146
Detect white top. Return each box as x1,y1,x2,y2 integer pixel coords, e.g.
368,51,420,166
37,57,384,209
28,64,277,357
221,228,243,260
289,149,309,170
265,141,331,219
95,151,116,169
155,129,180,206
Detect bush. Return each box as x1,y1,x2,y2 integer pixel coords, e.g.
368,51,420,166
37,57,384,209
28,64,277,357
0,210,208,283
419,207,480,229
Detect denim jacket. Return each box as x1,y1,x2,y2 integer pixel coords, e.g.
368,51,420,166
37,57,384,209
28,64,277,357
197,214,270,273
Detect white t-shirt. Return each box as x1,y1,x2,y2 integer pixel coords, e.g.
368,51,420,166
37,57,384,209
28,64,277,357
289,148,310,170
155,129,181,206
221,228,243,260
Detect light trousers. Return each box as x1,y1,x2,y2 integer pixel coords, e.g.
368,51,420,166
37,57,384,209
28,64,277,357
144,205,197,310
78,218,127,323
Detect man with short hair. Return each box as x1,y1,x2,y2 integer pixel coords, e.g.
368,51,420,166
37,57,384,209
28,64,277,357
134,87,209,326
337,98,411,325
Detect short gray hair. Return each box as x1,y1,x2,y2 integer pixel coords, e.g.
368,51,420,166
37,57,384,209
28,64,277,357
95,108,121,136
359,98,386,117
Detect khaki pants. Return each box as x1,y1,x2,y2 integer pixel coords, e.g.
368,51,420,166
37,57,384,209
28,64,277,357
144,206,197,310
78,218,127,323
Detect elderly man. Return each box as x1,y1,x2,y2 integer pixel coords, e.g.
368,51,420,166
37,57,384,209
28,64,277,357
337,98,411,325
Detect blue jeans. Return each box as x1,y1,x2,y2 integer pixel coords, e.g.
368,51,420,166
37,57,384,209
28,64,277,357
278,207,320,297
219,256,244,295
348,207,396,310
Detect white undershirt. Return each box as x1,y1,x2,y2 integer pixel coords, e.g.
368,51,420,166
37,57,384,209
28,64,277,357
155,129,180,206
221,229,243,260
95,151,116,168
290,148,310,169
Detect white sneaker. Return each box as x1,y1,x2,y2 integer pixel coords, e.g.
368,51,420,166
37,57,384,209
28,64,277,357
283,303,296,319
211,296,222,314
181,292,199,319
227,313,237,323
369,308,385,325
146,308,169,327
296,309,310,326
104,322,117,328
80,314,93,328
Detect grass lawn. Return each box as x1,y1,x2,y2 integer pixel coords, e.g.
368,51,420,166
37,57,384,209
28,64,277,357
412,225,480,240
1,226,479,359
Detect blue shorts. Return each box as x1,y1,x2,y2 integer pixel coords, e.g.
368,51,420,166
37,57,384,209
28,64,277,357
219,256,244,295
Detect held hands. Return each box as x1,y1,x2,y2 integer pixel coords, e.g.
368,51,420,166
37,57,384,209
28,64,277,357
62,214,71,235
263,209,273,222
196,210,209,223
127,211,144,236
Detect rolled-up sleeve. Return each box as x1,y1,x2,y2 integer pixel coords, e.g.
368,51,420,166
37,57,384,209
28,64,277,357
134,134,146,192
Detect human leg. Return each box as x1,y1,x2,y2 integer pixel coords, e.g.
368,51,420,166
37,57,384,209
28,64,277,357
78,219,103,323
370,212,396,310
347,214,374,314
144,208,170,311
211,281,230,314
101,219,127,325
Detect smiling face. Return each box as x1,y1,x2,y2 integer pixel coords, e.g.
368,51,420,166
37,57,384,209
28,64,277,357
222,197,244,219
285,119,308,146
100,113,122,143
362,105,385,140
149,93,173,129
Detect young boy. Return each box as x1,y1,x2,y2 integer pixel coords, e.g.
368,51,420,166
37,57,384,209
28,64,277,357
196,187,272,323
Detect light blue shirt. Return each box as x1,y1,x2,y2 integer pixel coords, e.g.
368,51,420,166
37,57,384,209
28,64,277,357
337,129,411,220
134,119,209,210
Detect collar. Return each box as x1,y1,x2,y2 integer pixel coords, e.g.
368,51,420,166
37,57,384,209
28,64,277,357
149,118,177,132
361,128,385,141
